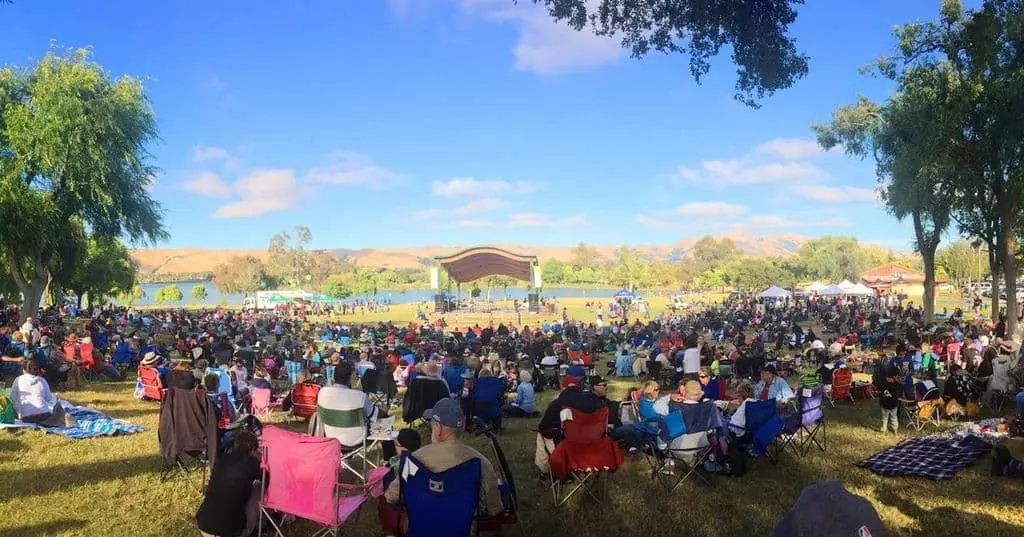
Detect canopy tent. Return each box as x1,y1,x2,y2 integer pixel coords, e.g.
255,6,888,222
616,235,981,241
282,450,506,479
819,284,846,296
613,289,637,300
758,285,792,299
837,279,857,291
848,283,876,296
805,282,827,292
434,247,538,284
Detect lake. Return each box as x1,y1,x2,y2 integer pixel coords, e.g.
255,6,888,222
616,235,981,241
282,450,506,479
130,281,627,307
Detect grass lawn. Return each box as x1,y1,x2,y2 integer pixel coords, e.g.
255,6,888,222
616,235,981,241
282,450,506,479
2,370,1023,537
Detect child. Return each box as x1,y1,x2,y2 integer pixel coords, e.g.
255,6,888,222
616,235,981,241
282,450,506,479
379,428,422,535
877,366,900,434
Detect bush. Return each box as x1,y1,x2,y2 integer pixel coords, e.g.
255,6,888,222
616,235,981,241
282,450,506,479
154,284,183,304
190,284,208,303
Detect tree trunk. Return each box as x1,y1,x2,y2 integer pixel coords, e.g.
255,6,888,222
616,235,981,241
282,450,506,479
6,253,47,317
991,276,1001,320
921,248,937,322
987,245,1001,321
1003,226,1018,337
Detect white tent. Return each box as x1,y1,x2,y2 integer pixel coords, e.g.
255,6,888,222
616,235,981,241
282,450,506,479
837,279,857,291
759,285,792,299
820,284,846,296
848,283,876,296
805,282,827,292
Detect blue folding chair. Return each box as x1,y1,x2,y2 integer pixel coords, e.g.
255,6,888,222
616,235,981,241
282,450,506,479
339,336,352,347
734,399,785,464
444,363,468,396
399,455,481,537
284,360,303,385
778,387,826,457
472,377,506,431
206,367,238,411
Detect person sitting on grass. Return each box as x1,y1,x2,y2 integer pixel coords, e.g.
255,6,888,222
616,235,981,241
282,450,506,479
504,370,536,417
9,360,76,427
195,430,262,537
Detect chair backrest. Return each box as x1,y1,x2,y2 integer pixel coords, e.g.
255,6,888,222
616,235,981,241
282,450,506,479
260,425,343,527
206,367,233,395
292,382,321,419
317,403,368,447
799,387,824,427
362,368,382,394
138,366,164,401
473,377,505,419
567,349,583,362
213,392,232,429
629,390,642,420
744,399,778,432
399,454,481,537
284,360,303,385
443,364,466,395
660,410,686,441
915,380,940,401
562,406,609,444
251,387,272,414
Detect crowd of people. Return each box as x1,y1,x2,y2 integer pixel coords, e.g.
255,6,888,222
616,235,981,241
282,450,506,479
2,289,1024,536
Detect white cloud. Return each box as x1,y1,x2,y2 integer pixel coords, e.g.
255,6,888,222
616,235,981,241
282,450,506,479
796,185,878,203
746,215,800,228
431,178,537,198
476,1,621,75
634,215,678,230
508,212,587,228
673,159,824,186
756,138,825,160
676,202,747,218
304,151,404,188
183,171,232,198
212,168,298,218
457,219,495,228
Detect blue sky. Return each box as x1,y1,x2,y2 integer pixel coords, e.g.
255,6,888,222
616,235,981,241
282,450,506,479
2,0,958,251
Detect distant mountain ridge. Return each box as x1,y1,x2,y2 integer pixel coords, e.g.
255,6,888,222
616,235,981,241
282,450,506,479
129,232,820,276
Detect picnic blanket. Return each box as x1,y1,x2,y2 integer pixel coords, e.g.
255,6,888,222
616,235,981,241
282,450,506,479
0,399,145,439
858,434,991,480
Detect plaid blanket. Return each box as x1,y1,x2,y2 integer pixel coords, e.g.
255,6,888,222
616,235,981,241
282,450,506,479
858,434,990,480
0,400,144,439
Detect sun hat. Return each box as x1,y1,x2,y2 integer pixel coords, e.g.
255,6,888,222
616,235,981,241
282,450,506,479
140,352,159,366
423,398,465,429
192,347,204,360
772,480,886,537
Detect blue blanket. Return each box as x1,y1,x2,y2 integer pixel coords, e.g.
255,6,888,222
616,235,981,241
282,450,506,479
0,400,145,439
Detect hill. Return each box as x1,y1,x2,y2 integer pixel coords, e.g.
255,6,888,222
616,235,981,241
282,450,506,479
130,232,813,276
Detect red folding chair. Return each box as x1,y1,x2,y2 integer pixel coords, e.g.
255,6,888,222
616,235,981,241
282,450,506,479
291,382,321,421
546,407,624,506
138,366,165,402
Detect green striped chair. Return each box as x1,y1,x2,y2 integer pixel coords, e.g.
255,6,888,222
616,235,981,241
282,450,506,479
316,404,378,482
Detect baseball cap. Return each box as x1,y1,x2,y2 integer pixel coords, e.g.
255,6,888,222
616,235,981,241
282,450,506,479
772,481,886,537
423,398,465,429
587,375,607,386
396,428,422,452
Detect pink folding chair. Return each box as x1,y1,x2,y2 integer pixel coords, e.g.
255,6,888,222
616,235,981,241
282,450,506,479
258,426,387,537
250,387,280,417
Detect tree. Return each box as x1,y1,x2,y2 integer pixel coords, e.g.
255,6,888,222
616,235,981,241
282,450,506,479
697,270,726,291
541,259,565,285
116,284,145,306
536,0,808,106
0,49,166,315
793,237,869,282
190,284,208,304
322,273,352,300
65,236,137,308
212,255,266,296
612,247,649,289
154,284,182,305
569,242,600,270
691,236,743,271
937,241,987,286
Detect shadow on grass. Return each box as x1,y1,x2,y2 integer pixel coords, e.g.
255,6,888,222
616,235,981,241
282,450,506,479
876,488,1024,536
0,519,87,537
0,454,164,500
0,436,28,453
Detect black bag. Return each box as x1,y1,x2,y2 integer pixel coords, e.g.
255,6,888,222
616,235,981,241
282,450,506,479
720,445,747,477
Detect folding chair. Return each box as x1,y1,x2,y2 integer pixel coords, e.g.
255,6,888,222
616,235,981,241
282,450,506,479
546,407,624,506
259,426,388,537
284,359,303,384
826,368,854,406
473,420,528,537
472,376,506,432
314,403,381,482
250,387,280,418
540,364,560,390
206,367,240,411
137,365,166,402
158,388,216,492
900,380,942,431
361,368,394,410
291,382,321,421
398,454,481,537
642,410,714,491
733,399,785,464
718,359,734,379
777,387,826,457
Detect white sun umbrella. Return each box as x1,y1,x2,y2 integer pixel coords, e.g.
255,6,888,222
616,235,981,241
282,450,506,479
759,285,792,299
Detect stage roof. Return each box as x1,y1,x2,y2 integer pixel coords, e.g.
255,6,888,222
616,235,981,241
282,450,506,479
435,247,537,283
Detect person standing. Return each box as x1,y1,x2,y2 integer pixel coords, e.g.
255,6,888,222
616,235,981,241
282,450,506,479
876,366,900,434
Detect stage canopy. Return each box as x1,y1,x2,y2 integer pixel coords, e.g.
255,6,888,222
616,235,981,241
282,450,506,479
759,285,791,299
435,247,538,284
